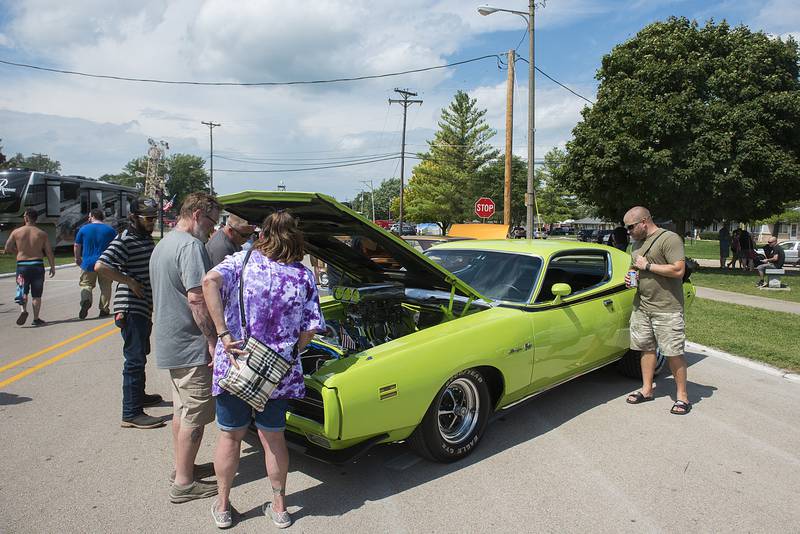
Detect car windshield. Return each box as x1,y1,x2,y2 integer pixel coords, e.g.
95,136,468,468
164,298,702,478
425,249,542,303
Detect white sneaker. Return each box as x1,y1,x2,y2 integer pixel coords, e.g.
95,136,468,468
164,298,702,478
264,502,292,528
211,499,233,529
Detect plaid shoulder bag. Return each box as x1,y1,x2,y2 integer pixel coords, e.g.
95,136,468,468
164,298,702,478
218,249,293,412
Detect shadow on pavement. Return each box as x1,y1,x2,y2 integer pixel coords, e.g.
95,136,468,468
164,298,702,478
227,353,715,523
18,316,109,327
0,392,33,405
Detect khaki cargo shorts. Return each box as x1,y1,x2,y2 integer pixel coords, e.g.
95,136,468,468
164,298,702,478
169,365,214,428
629,308,685,357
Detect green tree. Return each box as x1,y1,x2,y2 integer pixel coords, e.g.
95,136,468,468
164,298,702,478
405,91,499,230
558,17,800,232
5,152,61,173
353,178,401,220
0,139,7,167
474,154,528,224
104,154,209,209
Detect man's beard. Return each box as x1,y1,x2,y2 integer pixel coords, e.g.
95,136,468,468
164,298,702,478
130,218,153,236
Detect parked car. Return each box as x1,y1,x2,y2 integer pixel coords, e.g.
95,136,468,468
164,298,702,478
511,226,526,239
402,235,471,252
577,229,594,242
390,222,417,235
756,240,799,266
219,191,695,463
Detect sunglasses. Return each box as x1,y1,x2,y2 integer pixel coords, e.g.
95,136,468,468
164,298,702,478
230,226,254,239
202,214,219,226
137,215,157,222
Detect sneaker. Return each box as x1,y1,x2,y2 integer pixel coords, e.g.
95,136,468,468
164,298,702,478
170,462,216,483
98,309,111,318
211,499,234,529
170,480,219,504
142,393,163,407
263,502,292,529
16,311,28,326
31,318,46,326
79,302,90,319
756,280,765,287
121,413,165,429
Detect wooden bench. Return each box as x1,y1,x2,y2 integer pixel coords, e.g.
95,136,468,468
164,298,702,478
765,268,786,289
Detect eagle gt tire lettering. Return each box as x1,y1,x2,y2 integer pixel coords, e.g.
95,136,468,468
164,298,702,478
410,368,490,462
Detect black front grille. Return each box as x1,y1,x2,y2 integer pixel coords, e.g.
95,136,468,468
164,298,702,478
288,387,324,425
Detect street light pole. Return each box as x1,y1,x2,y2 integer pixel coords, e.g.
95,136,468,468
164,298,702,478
478,2,543,239
360,179,376,221
527,0,536,239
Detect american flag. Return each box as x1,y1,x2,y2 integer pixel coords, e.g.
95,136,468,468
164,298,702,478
162,194,176,212
339,325,358,351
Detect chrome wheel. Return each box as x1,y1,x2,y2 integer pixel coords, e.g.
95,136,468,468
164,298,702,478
437,377,480,444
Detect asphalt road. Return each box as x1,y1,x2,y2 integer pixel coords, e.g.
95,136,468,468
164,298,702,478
1,266,798,533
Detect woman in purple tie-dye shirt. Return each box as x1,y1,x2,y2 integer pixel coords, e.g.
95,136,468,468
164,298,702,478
202,210,324,528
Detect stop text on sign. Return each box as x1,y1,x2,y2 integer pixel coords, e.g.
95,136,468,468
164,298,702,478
475,197,495,219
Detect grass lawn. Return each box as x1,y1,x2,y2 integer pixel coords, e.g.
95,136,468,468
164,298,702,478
683,239,724,259
691,267,799,303
0,251,76,274
686,298,800,372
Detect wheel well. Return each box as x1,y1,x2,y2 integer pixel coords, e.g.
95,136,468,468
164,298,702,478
474,366,504,408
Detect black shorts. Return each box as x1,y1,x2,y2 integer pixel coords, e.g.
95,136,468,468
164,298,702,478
15,260,45,302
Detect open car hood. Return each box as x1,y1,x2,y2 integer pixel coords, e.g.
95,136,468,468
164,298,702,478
219,191,487,301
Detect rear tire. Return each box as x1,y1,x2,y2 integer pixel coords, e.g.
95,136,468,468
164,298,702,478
409,368,490,463
617,348,666,379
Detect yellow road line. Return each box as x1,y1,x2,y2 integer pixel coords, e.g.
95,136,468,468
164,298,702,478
0,320,115,375
0,328,118,389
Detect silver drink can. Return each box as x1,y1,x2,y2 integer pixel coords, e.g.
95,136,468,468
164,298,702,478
628,269,638,287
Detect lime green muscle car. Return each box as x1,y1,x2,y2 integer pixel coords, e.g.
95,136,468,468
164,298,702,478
220,191,695,463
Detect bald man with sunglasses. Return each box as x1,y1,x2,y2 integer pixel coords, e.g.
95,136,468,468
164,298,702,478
622,206,691,415
205,214,255,268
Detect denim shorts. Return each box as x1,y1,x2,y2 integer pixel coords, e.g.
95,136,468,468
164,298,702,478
215,391,288,432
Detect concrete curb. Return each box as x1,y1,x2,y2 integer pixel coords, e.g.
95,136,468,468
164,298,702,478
0,263,78,279
687,341,800,383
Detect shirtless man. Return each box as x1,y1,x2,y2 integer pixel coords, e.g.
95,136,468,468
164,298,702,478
4,208,56,326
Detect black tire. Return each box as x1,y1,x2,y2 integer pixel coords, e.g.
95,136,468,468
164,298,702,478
409,368,491,463
617,349,666,379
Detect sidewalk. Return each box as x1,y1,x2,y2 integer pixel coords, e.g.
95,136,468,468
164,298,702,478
695,286,800,315
695,258,798,271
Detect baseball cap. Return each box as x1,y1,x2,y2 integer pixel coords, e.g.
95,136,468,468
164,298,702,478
130,197,159,217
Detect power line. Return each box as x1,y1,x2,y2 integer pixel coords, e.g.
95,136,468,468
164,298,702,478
0,54,501,87
214,152,399,164
216,155,401,173
515,56,595,105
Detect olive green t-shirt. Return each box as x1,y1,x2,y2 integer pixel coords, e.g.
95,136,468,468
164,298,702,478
631,229,685,313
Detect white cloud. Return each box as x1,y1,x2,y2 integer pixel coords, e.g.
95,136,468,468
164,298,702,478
0,0,600,199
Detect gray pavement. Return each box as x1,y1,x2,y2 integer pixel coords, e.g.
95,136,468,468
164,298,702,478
1,267,799,533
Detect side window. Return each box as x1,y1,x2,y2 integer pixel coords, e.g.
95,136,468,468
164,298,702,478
61,182,80,202
536,251,610,302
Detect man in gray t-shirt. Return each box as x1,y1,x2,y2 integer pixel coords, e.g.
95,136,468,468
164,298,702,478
149,192,222,503
206,214,255,267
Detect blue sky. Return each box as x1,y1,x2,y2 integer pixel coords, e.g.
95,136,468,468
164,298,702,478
0,0,797,201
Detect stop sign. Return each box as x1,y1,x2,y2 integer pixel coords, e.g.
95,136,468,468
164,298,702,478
475,197,495,219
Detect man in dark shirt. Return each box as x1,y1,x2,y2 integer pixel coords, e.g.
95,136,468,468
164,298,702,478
205,214,254,267
95,198,164,429
756,237,785,287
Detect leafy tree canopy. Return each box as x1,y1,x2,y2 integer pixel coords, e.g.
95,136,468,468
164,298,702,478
557,17,800,229
2,151,61,174
405,91,499,231
104,153,209,211
353,177,400,220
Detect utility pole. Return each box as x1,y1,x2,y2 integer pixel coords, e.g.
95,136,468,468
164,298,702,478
504,49,515,228
389,88,422,232
527,0,538,239
360,179,375,221
201,121,220,194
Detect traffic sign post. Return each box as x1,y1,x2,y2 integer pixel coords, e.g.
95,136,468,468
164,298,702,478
475,197,495,219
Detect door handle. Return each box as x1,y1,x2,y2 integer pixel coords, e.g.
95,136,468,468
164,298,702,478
603,299,613,307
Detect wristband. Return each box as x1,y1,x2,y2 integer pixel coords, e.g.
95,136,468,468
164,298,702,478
645,263,651,272
217,329,231,340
